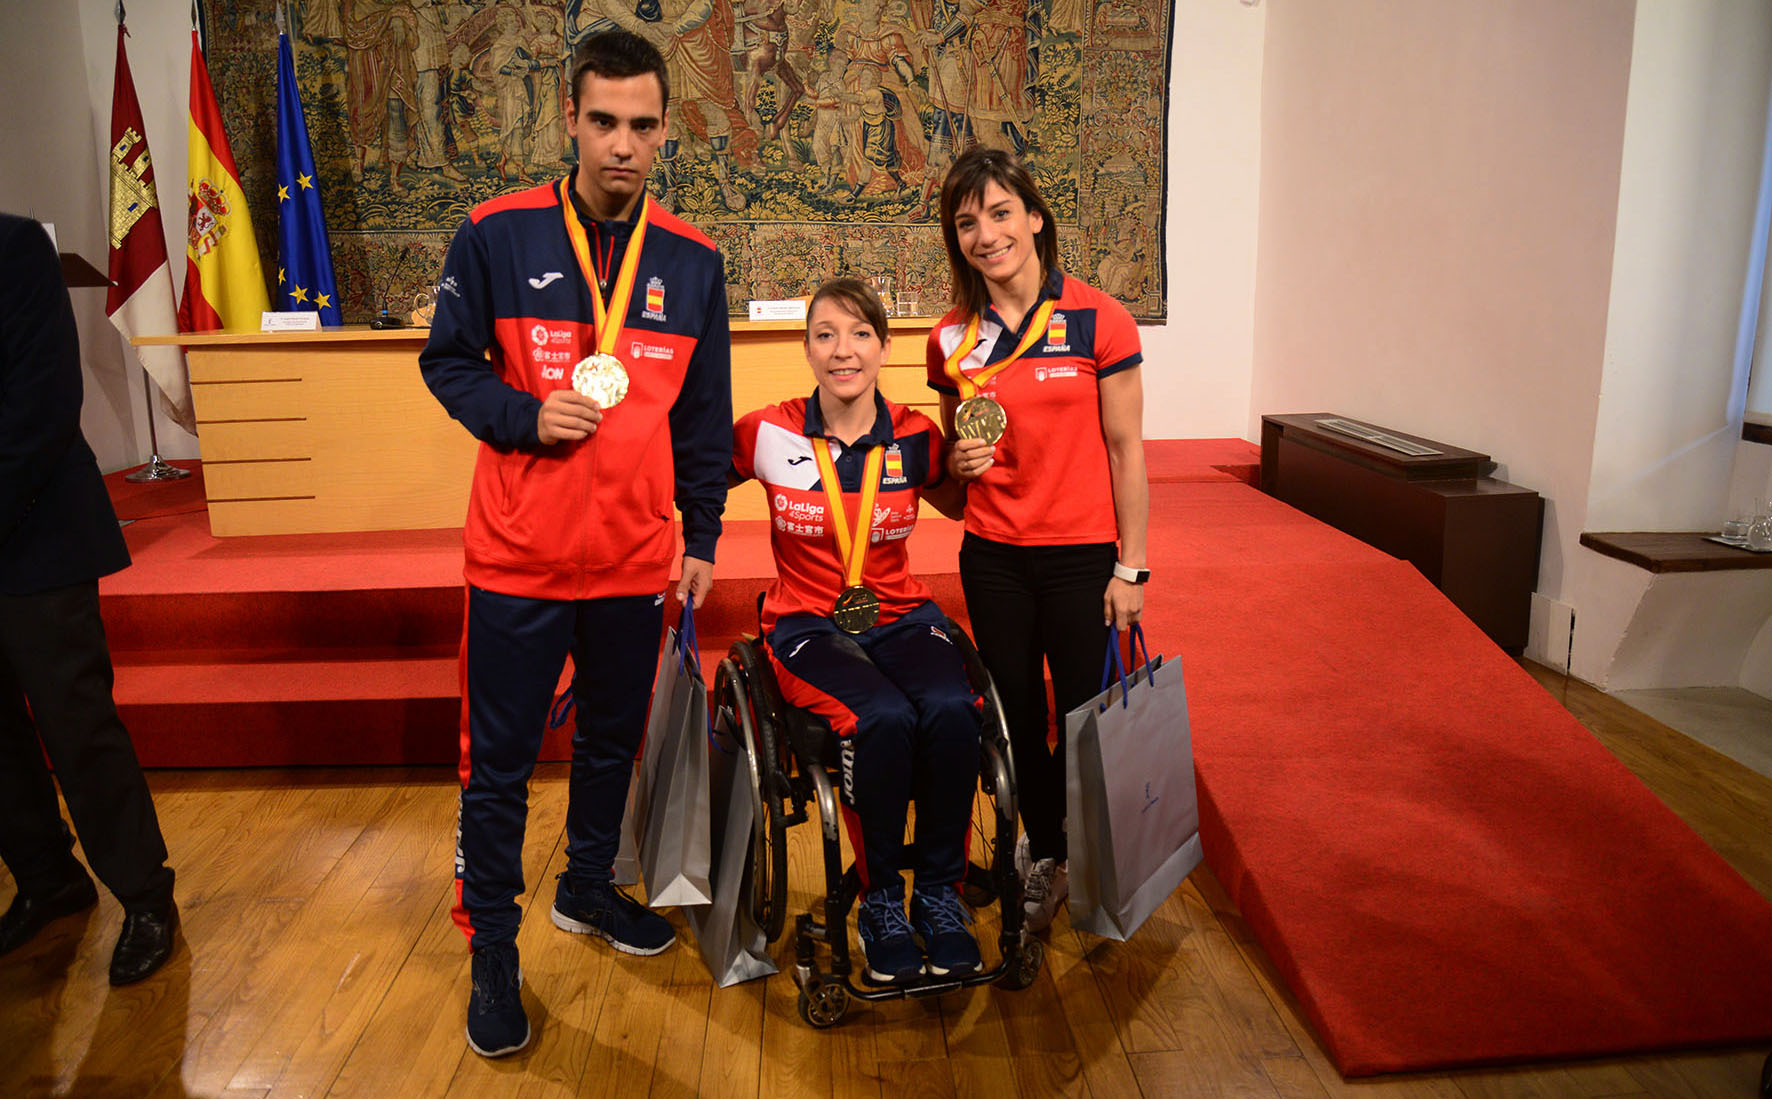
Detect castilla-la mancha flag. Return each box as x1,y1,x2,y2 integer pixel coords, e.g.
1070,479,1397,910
105,23,195,433
178,28,269,332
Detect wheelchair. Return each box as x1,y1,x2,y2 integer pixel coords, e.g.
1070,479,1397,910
711,615,1045,1028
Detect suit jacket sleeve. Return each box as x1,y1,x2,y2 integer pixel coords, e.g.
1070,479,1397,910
0,217,84,544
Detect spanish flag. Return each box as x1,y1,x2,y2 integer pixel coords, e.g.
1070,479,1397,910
178,28,268,331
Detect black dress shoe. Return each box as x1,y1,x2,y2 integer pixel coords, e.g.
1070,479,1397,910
109,903,178,986
0,874,99,957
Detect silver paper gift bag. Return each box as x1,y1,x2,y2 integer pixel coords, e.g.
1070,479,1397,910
686,724,778,986
1063,625,1202,941
635,606,715,908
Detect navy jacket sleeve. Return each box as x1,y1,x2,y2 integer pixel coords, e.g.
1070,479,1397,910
0,217,84,542
419,217,543,450
668,256,732,563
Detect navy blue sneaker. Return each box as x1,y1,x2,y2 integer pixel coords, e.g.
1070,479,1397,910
550,875,675,955
857,885,924,985
466,943,529,1058
911,886,982,977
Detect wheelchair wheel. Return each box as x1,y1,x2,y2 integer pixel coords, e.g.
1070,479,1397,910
797,983,851,1028
998,935,1044,991
1759,1051,1770,1098
717,650,789,943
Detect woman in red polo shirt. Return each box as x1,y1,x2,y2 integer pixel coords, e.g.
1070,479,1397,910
928,147,1150,933
731,278,982,986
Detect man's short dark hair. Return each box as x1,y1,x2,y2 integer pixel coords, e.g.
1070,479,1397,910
569,29,671,110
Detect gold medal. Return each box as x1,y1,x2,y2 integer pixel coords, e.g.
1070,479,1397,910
942,299,1058,439
812,441,888,633
954,395,1008,444
572,352,630,408
832,585,882,634
559,177,651,418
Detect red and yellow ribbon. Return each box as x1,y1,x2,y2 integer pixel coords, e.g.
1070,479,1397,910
559,177,651,357
941,299,1059,398
811,440,886,590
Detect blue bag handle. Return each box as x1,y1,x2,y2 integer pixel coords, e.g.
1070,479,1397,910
674,600,733,753
1098,623,1156,711
1099,626,1129,709
548,685,575,730
1128,622,1155,684
676,598,700,678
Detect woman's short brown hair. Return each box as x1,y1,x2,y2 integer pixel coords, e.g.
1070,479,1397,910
938,147,1060,316
806,277,890,342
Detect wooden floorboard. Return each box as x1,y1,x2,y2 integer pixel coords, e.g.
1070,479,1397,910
2,666,1769,1097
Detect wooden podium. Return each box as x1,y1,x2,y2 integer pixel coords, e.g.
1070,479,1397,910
137,318,939,537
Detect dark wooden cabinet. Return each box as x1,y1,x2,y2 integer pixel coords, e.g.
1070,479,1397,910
1260,414,1543,653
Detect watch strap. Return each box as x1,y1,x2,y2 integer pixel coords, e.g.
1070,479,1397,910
1113,562,1150,584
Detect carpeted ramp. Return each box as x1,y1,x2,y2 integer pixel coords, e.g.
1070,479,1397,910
1143,480,1772,1074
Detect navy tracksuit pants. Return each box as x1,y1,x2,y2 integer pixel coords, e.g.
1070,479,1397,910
452,585,664,950
766,601,981,895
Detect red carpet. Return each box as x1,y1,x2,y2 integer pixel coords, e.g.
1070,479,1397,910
97,441,1772,1074
1139,480,1772,1073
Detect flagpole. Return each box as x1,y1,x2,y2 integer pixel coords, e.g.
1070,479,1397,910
125,369,192,482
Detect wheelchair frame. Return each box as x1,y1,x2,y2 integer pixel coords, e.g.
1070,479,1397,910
712,618,1044,1028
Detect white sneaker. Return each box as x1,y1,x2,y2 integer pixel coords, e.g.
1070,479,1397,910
1014,831,1032,880
1023,856,1068,933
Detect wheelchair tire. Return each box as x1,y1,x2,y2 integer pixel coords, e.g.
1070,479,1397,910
797,984,851,1028
998,936,1044,991
723,646,791,943
1760,1051,1770,1098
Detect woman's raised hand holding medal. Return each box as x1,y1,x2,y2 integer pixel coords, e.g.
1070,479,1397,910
947,435,995,481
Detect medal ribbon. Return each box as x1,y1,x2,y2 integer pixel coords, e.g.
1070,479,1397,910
811,440,886,590
559,177,651,357
941,298,1059,398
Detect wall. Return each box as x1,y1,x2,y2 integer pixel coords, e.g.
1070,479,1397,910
1138,0,1265,440
1564,0,1772,687
1249,0,1636,607
1584,0,1772,535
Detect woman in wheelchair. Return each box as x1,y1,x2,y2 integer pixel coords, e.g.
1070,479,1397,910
729,278,982,986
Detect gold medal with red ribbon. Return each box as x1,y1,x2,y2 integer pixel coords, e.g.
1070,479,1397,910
560,177,650,409
812,439,887,633
943,299,1059,444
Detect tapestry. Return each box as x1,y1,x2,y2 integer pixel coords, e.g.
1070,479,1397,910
202,0,1172,321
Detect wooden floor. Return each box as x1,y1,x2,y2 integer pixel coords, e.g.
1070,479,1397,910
3,662,1769,1098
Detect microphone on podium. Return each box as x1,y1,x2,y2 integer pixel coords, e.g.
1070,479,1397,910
370,241,422,329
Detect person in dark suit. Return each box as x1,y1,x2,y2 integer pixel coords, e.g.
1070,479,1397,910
0,212,178,985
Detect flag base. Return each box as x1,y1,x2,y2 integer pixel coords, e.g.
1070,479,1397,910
125,456,192,483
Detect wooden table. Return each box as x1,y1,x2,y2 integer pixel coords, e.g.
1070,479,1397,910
137,319,939,536
1260,413,1544,652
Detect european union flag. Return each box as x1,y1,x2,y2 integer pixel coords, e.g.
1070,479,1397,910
274,30,340,325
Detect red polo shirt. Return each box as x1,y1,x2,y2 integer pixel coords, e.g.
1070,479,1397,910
925,271,1142,546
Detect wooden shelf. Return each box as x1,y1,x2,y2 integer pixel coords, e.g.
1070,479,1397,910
1580,531,1772,573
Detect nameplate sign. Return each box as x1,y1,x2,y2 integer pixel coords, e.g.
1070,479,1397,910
748,299,808,322
261,311,321,332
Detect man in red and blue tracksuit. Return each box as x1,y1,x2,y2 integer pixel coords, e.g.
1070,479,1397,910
419,31,730,1059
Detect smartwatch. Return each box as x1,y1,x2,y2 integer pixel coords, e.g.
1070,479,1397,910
1112,562,1150,584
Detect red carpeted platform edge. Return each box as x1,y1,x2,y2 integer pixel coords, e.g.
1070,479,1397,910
1142,485,1772,1074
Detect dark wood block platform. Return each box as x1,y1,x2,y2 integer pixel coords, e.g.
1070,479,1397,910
1260,413,1544,652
